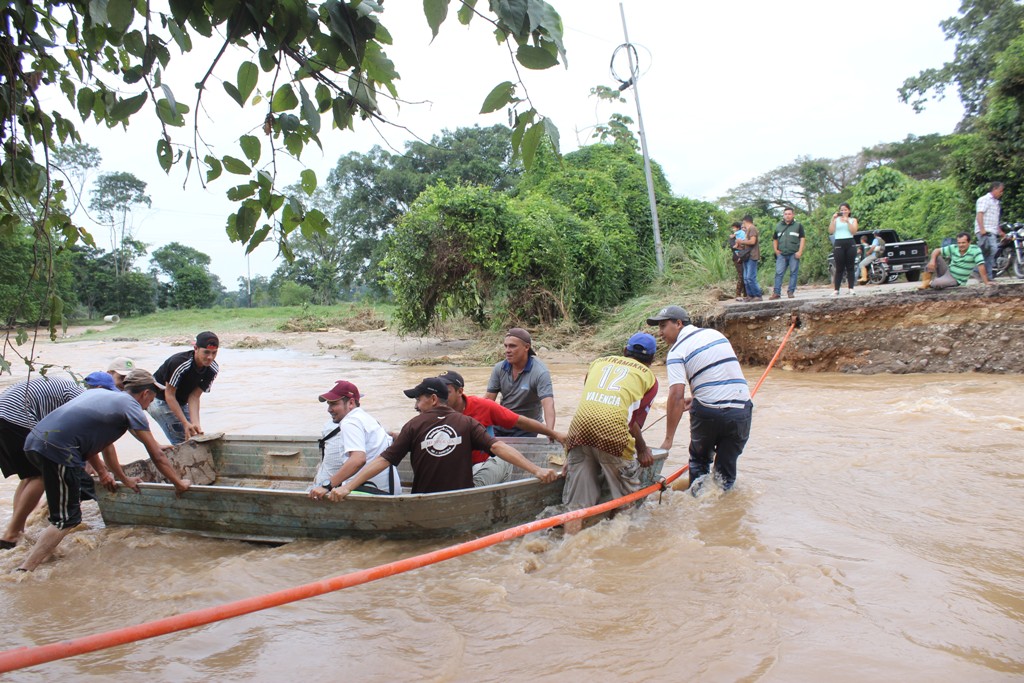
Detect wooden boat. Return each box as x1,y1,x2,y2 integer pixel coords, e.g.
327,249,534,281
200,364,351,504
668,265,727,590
94,434,670,543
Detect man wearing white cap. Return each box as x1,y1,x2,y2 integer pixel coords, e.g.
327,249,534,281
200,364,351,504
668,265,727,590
308,380,400,500
106,356,137,390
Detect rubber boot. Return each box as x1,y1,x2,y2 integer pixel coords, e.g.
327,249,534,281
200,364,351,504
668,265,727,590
919,271,933,290
858,267,868,285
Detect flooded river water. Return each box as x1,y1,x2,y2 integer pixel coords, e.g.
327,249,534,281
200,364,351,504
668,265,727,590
1,337,1022,681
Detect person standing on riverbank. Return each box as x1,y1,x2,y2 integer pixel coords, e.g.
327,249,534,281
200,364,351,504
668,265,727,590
729,221,747,300
308,380,399,500
484,328,556,436
328,378,557,498
648,306,752,493
829,203,859,296
771,207,805,299
18,370,191,571
975,181,1005,280
561,333,658,514
735,215,763,301
148,331,220,444
436,370,565,487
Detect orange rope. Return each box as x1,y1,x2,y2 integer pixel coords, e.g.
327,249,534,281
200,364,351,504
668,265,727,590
0,473,679,674
751,313,799,397
0,315,799,674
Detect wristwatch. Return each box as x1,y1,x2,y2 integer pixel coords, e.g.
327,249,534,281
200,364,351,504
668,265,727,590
320,481,334,491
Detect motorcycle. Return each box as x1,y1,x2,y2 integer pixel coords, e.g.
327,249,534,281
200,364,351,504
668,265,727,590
993,222,1024,279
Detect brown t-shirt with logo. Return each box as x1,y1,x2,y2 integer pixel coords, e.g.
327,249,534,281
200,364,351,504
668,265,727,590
381,405,496,493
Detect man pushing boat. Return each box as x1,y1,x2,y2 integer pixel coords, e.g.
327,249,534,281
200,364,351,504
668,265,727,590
327,378,558,500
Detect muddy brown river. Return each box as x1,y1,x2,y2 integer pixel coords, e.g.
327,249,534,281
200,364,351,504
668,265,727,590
1,336,1022,681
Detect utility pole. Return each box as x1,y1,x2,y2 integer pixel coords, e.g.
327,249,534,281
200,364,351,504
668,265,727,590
619,2,665,273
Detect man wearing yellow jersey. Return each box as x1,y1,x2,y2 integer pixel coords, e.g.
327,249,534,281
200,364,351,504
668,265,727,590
562,333,659,511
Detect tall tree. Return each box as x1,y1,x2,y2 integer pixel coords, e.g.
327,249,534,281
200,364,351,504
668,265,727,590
899,0,1024,122
89,172,151,278
721,155,864,216
151,243,216,310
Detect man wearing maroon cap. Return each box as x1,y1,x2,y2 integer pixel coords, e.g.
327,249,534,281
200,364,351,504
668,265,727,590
436,369,565,487
309,380,399,500
328,378,557,498
149,331,220,444
484,327,556,436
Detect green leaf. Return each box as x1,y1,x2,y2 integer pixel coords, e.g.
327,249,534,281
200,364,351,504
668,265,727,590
333,97,354,130
106,0,134,33
156,138,173,172
222,156,252,175
493,0,529,35
237,62,258,102
89,0,110,26
298,84,320,135
108,92,148,122
271,83,299,113
300,169,317,195
515,44,558,70
457,0,478,25
258,48,277,72
424,0,449,39
223,81,244,106
226,182,257,201
521,122,543,169
246,225,272,254
542,117,560,155
166,17,191,51
77,88,95,119
239,135,261,165
480,81,516,114
156,98,186,126
204,155,222,182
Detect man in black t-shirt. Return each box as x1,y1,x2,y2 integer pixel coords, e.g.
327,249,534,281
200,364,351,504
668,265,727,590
148,331,220,444
328,378,558,497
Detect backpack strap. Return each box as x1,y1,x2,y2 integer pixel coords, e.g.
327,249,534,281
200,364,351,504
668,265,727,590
318,426,341,461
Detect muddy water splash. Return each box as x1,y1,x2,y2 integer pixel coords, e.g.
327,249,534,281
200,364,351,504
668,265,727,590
1,339,1022,681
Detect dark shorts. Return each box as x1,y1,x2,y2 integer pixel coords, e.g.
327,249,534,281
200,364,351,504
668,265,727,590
0,419,39,480
25,451,84,529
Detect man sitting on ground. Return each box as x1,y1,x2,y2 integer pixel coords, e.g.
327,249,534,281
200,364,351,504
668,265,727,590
919,232,994,290
328,378,557,500
436,370,565,487
309,380,400,500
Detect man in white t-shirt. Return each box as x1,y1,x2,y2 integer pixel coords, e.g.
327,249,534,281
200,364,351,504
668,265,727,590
309,380,400,500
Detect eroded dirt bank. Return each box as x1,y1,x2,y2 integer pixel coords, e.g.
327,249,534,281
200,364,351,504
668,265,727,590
707,282,1024,374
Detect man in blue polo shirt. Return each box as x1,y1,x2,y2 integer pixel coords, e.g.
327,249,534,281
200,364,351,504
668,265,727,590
484,328,556,436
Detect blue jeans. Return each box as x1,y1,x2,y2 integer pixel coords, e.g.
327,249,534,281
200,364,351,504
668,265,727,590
742,259,762,297
147,399,190,445
773,253,800,295
978,233,998,279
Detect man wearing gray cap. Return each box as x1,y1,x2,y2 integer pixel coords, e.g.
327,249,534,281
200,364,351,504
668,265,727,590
648,305,752,493
484,327,556,436
18,369,191,571
328,378,557,499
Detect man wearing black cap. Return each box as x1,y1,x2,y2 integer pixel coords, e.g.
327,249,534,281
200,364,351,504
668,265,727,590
328,378,558,498
436,370,566,487
484,327,556,437
648,305,752,493
149,331,220,444
562,333,660,514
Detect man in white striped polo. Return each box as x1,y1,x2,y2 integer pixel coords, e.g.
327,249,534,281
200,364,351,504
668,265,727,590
648,305,753,493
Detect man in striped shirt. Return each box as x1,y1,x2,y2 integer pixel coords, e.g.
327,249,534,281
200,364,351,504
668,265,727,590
648,305,753,492
919,232,994,290
0,375,83,549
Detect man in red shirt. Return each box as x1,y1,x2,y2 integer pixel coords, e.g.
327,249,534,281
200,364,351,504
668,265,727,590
436,370,565,487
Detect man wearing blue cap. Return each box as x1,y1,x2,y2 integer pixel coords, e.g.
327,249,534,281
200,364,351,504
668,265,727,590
562,333,659,513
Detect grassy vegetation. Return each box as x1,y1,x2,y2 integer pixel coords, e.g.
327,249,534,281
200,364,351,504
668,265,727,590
69,303,395,341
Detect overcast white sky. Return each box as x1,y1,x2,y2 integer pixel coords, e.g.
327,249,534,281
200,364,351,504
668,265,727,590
64,0,967,287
